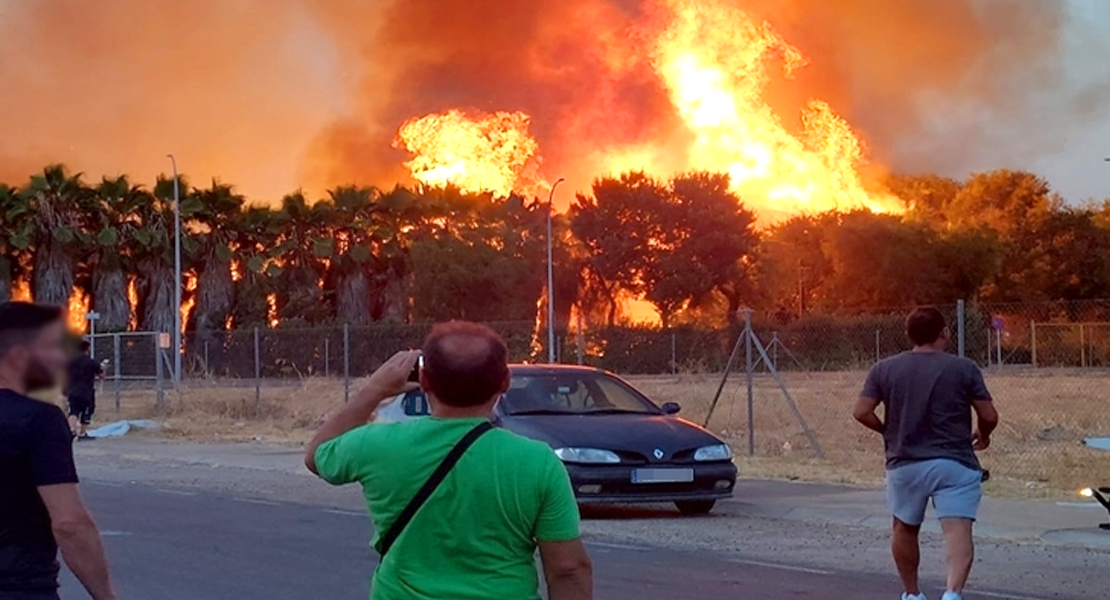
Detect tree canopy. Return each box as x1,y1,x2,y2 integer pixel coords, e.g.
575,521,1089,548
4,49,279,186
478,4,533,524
0,164,1107,339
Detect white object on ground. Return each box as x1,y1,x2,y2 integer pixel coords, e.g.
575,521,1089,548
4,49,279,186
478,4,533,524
1085,437,1110,451
87,420,162,439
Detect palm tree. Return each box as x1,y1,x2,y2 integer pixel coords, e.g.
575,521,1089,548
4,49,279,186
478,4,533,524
0,184,33,303
87,176,148,332
187,180,244,336
272,191,332,326
229,205,281,328
24,165,90,306
367,186,419,323
134,176,181,334
320,186,381,326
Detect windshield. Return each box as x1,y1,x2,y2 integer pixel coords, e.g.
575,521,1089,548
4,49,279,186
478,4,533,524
499,372,660,416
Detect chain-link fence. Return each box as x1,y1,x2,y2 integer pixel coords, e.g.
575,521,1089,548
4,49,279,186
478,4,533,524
87,331,173,411
94,299,1110,496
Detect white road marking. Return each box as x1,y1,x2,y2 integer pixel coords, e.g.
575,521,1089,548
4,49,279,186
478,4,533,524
100,530,131,537
234,498,279,506
323,509,365,517
971,589,1050,600
1055,501,1103,508
155,489,196,496
728,559,833,576
584,541,651,552
85,481,124,488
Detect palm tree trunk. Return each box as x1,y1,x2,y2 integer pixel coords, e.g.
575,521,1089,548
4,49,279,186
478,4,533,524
0,262,10,303
337,270,371,325
139,261,175,334
32,245,74,306
92,268,130,332
194,261,234,334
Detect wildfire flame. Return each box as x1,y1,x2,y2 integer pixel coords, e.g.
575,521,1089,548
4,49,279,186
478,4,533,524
395,109,546,197
67,291,89,333
266,293,279,329
11,280,30,302
641,0,897,216
182,273,197,334
395,0,899,219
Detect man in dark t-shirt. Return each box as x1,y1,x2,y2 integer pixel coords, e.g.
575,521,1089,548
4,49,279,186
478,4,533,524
0,302,117,600
854,308,999,600
65,341,102,439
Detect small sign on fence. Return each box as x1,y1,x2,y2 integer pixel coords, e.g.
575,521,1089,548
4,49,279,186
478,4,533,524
158,332,171,349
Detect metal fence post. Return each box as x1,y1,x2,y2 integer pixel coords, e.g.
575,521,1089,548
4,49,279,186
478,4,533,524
113,333,121,412
671,330,677,375
744,310,755,457
1031,321,1037,368
253,327,261,408
154,333,164,411
576,315,584,366
957,299,966,358
343,324,350,403
1080,323,1087,368
324,337,330,378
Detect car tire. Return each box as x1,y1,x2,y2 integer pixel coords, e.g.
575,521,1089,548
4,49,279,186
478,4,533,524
675,500,716,515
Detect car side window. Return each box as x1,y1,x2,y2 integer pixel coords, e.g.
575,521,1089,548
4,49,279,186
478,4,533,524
401,390,430,416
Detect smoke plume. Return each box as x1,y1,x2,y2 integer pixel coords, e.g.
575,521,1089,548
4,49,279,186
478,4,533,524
0,0,1100,205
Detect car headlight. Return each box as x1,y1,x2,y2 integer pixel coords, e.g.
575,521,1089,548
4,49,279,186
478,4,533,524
554,447,621,464
694,444,732,462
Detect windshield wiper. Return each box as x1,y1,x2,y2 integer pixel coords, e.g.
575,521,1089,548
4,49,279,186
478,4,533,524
507,409,577,416
582,408,658,415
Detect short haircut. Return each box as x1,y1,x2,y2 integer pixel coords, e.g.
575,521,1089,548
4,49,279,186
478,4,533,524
906,307,946,346
79,340,91,352
421,321,509,408
0,302,64,358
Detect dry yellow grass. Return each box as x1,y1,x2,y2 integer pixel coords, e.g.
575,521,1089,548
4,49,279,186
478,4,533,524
101,370,1110,497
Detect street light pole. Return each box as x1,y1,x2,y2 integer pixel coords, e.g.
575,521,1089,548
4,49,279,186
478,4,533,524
167,155,182,384
547,178,565,364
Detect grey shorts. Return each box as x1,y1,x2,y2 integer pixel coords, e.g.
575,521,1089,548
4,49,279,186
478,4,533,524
886,458,982,525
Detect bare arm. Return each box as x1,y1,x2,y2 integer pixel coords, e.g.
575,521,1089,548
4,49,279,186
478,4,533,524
539,539,593,600
853,396,884,434
304,351,419,474
971,399,998,450
39,484,116,600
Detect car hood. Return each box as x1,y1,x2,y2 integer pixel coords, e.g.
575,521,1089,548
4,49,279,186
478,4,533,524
499,413,726,463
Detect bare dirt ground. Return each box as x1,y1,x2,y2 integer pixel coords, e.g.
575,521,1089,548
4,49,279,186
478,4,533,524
92,370,1110,497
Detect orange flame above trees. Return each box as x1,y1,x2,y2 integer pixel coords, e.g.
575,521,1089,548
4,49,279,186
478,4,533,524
394,0,900,219
394,109,546,197
639,0,898,216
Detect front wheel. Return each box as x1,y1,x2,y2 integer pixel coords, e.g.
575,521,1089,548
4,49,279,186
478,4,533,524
675,500,716,515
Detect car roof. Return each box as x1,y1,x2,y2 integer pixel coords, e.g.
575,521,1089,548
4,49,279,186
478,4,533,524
508,363,609,376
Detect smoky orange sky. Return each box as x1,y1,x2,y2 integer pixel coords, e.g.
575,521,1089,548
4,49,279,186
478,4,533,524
0,0,1106,208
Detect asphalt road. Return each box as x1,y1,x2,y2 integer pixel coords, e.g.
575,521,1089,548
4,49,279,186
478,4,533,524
58,481,1080,600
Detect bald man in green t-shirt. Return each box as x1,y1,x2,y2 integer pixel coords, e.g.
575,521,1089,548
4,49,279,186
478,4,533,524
306,322,593,600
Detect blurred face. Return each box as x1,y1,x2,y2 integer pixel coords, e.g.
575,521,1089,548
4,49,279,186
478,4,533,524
18,321,67,392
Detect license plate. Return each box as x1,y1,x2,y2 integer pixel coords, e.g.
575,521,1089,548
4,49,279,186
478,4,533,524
631,468,694,484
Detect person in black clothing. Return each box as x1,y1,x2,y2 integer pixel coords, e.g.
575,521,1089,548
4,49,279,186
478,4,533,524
65,341,102,440
0,302,117,600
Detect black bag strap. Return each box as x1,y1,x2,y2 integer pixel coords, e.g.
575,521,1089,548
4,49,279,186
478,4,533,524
375,421,494,557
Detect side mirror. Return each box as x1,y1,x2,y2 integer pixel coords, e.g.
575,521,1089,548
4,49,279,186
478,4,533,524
661,402,681,415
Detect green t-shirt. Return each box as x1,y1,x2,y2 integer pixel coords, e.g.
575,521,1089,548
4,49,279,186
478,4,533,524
314,417,581,600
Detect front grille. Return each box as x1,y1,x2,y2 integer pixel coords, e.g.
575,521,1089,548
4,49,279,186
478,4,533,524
599,481,721,496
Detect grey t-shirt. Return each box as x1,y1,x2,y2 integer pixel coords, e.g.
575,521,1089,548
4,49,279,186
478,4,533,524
861,351,992,470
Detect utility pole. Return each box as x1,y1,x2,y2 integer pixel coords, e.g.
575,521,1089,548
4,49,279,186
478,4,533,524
547,177,565,364
167,155,182,384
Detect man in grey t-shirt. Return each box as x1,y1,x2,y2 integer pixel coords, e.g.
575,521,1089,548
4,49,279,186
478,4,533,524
854,308,999,600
